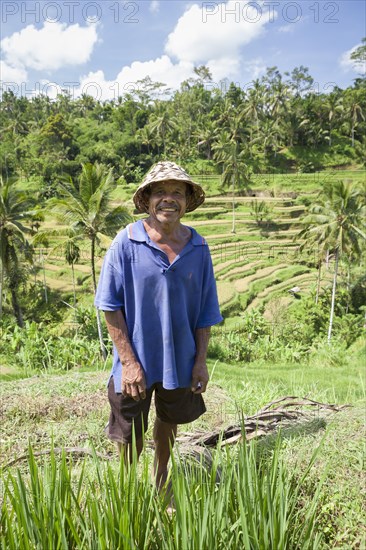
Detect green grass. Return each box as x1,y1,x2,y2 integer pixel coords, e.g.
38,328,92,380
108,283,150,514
1,351,364,548
1,436,327,550
210,356,365,407
3,169,365,548
30,171,345,311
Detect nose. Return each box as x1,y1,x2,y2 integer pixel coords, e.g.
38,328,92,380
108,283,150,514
161,192,175,202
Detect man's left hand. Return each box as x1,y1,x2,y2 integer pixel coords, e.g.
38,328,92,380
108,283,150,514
191,361,209,394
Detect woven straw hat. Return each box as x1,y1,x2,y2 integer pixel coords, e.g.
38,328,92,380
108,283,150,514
133,161,205,214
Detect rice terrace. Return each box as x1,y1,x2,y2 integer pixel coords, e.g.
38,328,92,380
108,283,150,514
1,62,366,548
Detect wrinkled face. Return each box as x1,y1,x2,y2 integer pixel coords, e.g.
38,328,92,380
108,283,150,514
148,180,188,223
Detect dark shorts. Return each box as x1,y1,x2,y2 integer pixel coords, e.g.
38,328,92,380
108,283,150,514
107,378,206,444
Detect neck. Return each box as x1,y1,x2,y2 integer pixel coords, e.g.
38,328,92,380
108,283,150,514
144,217,184,240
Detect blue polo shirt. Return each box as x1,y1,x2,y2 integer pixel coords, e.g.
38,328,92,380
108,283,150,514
95,219,223,392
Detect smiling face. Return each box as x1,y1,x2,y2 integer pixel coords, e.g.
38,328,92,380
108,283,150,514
147,180,188,224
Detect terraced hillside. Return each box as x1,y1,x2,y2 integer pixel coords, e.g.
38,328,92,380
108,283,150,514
184,194,333,325
35,186,336,329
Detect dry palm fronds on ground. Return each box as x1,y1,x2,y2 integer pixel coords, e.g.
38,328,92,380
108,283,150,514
3,396,349,469
177,396,349,448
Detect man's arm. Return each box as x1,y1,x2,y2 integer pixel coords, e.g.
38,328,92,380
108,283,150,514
191,327,211,394
104,310,146,401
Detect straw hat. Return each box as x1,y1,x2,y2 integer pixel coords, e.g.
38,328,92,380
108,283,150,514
133,161,205,214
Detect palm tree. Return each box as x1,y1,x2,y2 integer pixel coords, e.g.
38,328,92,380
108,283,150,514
240,80,266,138
323,93,343,147
298,180,366,342
64,236,80,308
343,91,365,147
252,119,282,158
48,163,132,358
148,109,177,155
136,126,155,154
0,177,34,326
195,120,216,159
213,130,251,233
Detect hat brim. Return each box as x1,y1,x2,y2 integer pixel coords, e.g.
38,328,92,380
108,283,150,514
133,177,205,214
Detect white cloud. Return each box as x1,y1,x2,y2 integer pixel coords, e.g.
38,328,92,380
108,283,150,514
206,57,240,81
1,21,99,72
149,1,160,13
165,0,275,76
0,60,27,84
20,1,277,100
72,56,195,101
339,43,365,74
66,1,276,100
242,58,266,81
278,24,294,33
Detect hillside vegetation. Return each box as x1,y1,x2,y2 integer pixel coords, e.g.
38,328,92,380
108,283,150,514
1,64,366,549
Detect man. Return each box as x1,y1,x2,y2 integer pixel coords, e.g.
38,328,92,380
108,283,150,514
95,161,222,488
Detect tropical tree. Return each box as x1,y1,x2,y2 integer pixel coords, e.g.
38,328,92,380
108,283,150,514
323,92,344,147
298,180,366,342
253,118,282,159
213,128,251,233
195,119,217,160
48,162,132,358
350,37,366,73
147,108,177,155
0,177,34,326
250,200,272,227
64,236,81,308
240,79,266,138
343,89,365,147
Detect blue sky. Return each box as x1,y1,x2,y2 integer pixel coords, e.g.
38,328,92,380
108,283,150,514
1,1,365,100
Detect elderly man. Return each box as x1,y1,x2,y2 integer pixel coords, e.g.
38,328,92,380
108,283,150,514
95,161,222,488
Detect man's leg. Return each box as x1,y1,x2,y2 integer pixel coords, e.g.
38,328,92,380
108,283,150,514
117,438,144,464
107,378,153,464
153,417,177,489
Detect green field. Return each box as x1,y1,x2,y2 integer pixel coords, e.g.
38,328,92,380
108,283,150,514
1,352,365,548
1,169,365,549
23,169,364,321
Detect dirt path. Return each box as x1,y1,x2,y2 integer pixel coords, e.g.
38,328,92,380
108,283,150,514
205,197,293,203
215,259,264,277
219,261,267,280
205,230,298,240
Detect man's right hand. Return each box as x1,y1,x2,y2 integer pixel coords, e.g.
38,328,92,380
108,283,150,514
122,360,147,401
104,310,147,401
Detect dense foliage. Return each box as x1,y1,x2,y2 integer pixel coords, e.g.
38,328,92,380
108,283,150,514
1,64,365,191
1,62,365,366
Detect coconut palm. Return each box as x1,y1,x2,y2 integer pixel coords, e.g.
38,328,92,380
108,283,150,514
298,180,366,342
323,93,344,147
240,80,266,138
64,236,81,308
48,163,132,358
343,91,365,147
0,177,34,326
148,108,177,155
195,120,217,160
213,130,251,233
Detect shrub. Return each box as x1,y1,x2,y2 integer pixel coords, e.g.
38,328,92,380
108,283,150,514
3,321,103,371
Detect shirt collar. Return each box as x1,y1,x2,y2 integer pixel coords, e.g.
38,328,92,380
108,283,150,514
127,220,207,246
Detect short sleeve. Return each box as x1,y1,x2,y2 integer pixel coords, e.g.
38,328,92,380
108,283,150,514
196,248,223,328
94,237,125,311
